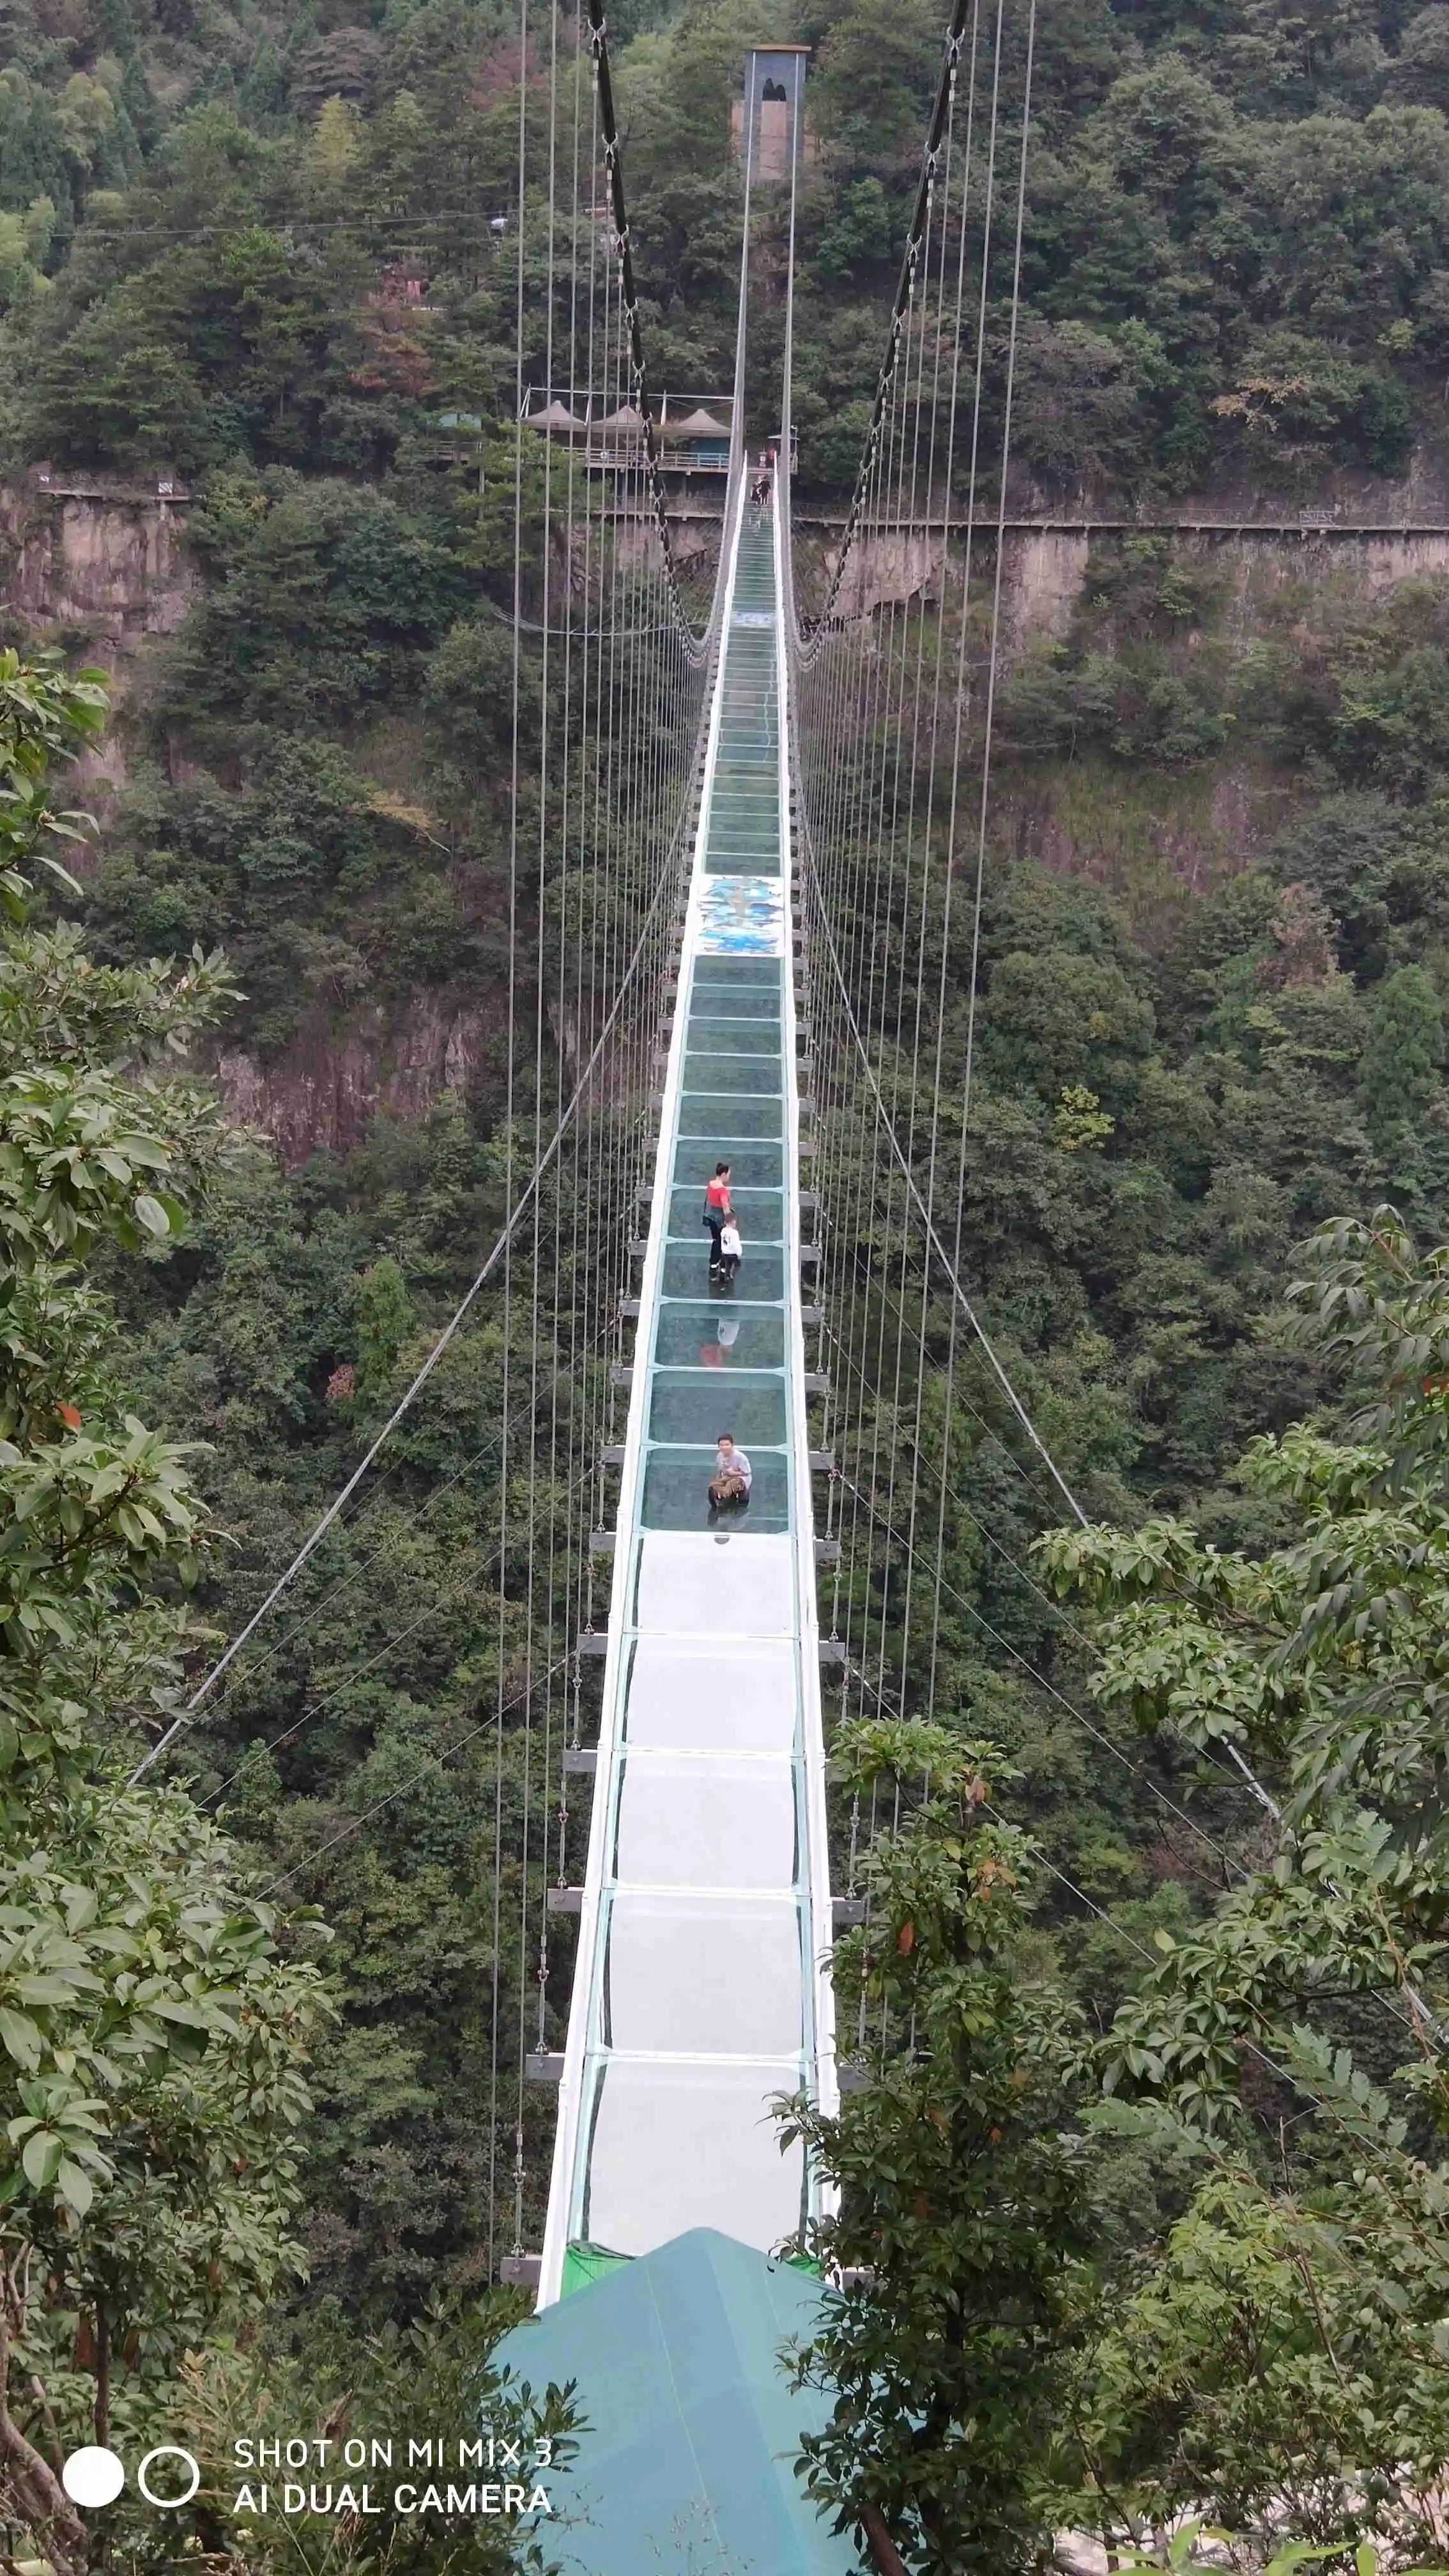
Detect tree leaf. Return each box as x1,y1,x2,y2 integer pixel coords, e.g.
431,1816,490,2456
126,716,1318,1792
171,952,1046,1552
0,2008,41,2070
20,2129,62,2189
55,2156,93,2216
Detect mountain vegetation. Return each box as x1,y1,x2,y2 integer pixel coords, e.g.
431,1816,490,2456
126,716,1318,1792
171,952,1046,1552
1,0,1449,2566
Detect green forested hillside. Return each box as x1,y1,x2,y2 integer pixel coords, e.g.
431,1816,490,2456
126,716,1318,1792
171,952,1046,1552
10,0,1449,487
3,0,1449,2565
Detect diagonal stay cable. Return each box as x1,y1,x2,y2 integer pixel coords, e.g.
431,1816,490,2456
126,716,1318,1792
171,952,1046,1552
583,0,712,663
795,0,985,653
843,1644,1447,2151
836,1469,1445,2050
129,783,705,1786
178,1311,620,1744
832,1469,1245,1880
195,1453,596,1814
254,1656,572,1899
798,825,1087,1527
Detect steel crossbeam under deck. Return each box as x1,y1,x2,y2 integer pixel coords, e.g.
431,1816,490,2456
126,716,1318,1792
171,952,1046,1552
537,479,836,2306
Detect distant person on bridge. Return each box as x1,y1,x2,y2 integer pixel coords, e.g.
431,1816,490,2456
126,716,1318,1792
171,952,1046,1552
703,1162,732,1273
708,1433,752,1512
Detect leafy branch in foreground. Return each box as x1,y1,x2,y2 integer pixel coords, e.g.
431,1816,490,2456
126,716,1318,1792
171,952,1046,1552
1037,1208,1449,2560
780,1719,1097,2575
794,1214,1449,2573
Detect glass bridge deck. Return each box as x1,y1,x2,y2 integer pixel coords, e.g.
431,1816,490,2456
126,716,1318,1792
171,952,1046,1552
538,491,836,2301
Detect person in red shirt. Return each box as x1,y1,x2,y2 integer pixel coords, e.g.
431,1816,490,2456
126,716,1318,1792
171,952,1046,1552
703,1163,732,1274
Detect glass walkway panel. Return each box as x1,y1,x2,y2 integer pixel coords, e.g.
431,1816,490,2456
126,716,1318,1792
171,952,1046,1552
538,483,836,2302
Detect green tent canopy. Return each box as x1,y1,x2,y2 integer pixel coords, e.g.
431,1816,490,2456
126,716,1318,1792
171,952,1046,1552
490,2228,863,2573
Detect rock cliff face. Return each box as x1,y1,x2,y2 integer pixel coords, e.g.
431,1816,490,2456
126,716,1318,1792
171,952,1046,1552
0,481,198,645
10,477,1449,1162
217,993,494,1165
790,512,1449,640
1003,521,1449,646
0,480,199,818
0,483,503,1169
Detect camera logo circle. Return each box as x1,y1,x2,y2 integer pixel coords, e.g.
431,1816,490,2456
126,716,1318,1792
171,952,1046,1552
61,2447,125,2508
137,2448,201,2508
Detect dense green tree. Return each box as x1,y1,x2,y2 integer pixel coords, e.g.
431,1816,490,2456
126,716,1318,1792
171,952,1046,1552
4,8,1449,2564
809,0,940,165
0,650,334,2576
1359,960,1444,1150
1037,1210,1449,2558
1386,1,1449,108
783,1718,1098,2575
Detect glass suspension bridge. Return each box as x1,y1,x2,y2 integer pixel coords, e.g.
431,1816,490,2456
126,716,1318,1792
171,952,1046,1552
148,6,1077,2568
485,12,1072,2557
502,455,850,2570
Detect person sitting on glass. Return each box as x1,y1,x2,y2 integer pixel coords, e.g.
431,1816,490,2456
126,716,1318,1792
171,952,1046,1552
717,1217,742,1286
708,1432,753,1512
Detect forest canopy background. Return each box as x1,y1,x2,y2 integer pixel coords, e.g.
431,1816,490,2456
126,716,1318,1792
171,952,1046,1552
2,0,1449,2565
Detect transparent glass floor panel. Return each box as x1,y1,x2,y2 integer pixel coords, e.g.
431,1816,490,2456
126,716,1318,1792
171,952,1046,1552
613,1756,799,1889
661,1243,785,1298
653,1306,785,1367
682,1056,781,1095
689,991,781,1018
582,2059,806,2257
640,1449,789,1531
632,1532,795,1634
647,1370,787,1445
670,1142,783,1187
691,960,782,992
678,1095,783,1141
682,1023,782,1057
667,1185,783,1237
622,1638,799,1751
683,988,781,1021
